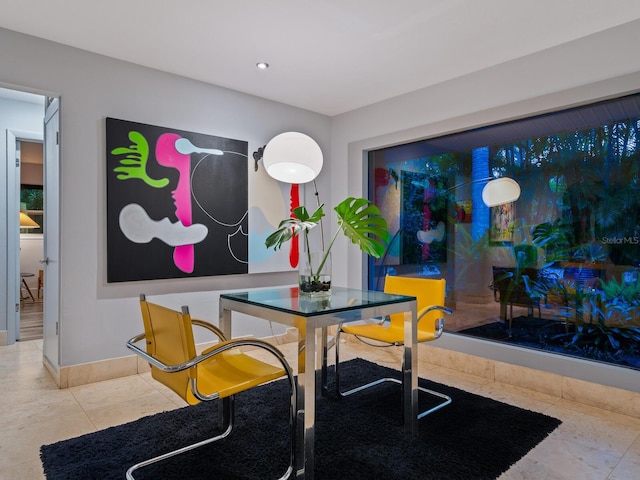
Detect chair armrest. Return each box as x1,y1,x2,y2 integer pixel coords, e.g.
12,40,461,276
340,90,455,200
126,335,295,401
126,334,190,373
417,305,452,321
375,315,390,325
127,335,287,373
192,318,227,342
418,305,452,339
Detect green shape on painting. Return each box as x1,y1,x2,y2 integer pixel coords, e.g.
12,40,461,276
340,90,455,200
112,131,169,188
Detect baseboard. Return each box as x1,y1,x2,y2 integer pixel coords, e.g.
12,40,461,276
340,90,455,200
57,355,138,388
43,354,60,386
0,330,6,346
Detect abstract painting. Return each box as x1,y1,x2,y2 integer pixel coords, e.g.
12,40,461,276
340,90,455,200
490,202,515,244
400,170,447,264
106,118,249,282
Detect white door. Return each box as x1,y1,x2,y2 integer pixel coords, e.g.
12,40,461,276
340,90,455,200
42,98,60,371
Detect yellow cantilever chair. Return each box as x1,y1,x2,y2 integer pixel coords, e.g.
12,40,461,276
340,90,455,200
125,294,296,480
335,276,453,419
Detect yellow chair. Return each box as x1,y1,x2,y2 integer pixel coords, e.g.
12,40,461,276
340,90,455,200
335,276,452,419
125,294,296,480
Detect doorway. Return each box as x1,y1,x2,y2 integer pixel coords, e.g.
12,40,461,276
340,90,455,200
1,87,59,372
19,140,44,341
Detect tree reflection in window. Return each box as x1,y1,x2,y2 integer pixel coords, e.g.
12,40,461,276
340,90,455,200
20,184,43,234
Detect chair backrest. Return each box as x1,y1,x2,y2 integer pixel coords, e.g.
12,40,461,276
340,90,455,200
384,275,446,334
514,244,538,268
139,296,196,402
492,266,539,305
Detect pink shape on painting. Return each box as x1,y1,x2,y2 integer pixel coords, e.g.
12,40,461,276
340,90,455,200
156,133,195,273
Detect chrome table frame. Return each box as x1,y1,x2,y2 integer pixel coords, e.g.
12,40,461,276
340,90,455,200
219,286,418,480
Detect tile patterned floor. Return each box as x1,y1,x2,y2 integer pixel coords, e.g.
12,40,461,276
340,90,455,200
0,336,638,479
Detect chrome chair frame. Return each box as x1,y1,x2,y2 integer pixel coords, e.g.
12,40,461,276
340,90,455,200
125,298,297,480
335,303,453,420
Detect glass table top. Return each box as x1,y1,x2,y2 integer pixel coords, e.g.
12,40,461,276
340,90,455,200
220,286,416,317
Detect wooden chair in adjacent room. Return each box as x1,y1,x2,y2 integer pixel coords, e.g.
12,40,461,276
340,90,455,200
491,266,542,328
334,275,453,419
125,295,297,480
37,269,44,298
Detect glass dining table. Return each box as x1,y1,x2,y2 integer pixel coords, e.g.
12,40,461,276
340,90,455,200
219,286,419,480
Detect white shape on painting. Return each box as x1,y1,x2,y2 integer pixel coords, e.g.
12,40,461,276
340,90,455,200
119,203,208,247
416,221,445,244
174,137,224,156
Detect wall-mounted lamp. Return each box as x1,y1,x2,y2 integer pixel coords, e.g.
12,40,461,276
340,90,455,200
253,132,323,184
252,146,265,172
449,176,521,207
20,211,40,229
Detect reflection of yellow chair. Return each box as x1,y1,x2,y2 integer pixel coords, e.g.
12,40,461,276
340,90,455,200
125,295,296,480
335,276,452,419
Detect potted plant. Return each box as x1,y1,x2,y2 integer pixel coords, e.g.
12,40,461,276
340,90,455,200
265,197,389,296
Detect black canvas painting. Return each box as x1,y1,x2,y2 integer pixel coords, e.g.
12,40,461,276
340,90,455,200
106,118,248,282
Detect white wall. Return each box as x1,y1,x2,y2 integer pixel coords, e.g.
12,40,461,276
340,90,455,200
20,162,42,185
329,19,640,392
0,27,330,366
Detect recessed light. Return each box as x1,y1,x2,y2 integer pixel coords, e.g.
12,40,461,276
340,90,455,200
256,62,270,70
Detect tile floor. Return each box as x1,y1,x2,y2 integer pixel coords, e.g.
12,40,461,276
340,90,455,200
1,336,639,479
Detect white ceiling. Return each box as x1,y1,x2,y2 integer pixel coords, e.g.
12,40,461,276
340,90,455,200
2,0,640,116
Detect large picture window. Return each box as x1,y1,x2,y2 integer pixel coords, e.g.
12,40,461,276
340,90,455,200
20,184,43,234
369,93,640,371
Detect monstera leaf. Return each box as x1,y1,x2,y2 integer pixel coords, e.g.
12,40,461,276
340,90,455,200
333,197,389,258
265,205,325,251
265,197,389,264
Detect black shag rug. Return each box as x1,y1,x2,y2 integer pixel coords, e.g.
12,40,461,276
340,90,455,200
41,358,561,480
